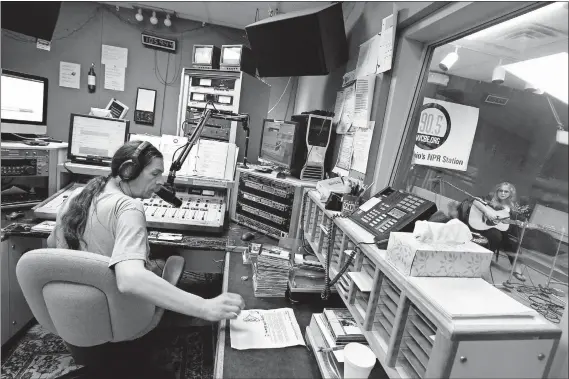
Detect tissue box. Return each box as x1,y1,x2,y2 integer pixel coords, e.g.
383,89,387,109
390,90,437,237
386,232,493,277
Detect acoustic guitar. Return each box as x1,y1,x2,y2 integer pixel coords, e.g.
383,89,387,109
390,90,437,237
468,205,540,232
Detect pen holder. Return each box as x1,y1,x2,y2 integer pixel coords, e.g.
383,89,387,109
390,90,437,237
342,194,359,216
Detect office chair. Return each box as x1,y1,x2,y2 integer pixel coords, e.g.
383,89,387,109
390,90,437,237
16,248,185,379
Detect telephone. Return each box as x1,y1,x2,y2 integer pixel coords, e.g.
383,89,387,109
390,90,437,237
349,187,437,248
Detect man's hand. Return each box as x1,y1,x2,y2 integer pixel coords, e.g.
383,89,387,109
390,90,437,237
201,293,245,322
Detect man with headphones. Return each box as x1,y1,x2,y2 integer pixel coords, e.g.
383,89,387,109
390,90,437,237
48,140,245,324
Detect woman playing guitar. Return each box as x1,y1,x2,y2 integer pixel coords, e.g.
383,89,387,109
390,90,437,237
468,182,526,281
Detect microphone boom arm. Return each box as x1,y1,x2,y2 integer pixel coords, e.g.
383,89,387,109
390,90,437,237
165,104,250,190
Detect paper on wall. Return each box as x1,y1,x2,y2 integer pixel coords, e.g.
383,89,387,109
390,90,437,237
351,121,375,174
356,34,382,77
353,75,376,125
337,84,355,134
230,308,305,350
101,45,128,67
334,134,355,174
377,13,397,73
59,62,80,89
104,66,125,91
332,90,345,126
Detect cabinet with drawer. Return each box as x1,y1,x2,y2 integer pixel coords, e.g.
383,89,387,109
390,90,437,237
300,189,562,379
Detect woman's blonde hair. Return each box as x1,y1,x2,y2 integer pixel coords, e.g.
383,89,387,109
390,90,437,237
490,181,517,208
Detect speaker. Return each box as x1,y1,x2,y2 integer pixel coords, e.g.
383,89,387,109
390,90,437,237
1,2,62,41
245,3,348,77
119,141,149,181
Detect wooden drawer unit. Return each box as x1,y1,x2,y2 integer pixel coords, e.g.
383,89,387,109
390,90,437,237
300,189,563,379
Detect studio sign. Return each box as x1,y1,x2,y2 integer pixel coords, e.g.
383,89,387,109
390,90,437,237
415,103,451,150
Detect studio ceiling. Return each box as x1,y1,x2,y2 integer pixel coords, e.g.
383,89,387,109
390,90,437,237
102,2,327,30
429,2,569,90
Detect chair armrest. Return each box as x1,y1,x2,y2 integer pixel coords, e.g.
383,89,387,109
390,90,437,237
162,255,185,286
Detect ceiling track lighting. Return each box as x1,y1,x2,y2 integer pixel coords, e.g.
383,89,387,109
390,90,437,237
439,46,459,72
150,11,158,25
135,8,143,22
135,8,174,27
492,59,506,84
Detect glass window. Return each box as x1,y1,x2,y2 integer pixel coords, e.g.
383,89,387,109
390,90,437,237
393,2,568,285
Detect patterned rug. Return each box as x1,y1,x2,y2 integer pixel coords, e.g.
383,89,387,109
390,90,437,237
1,323,214,379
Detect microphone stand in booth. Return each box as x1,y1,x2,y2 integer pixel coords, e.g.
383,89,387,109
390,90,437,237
157,103,250,207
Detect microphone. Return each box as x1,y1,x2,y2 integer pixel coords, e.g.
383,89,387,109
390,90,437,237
156,185,182,208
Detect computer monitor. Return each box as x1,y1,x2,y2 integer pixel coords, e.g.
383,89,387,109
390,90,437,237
220,44,256,76
258,119,301,171
1,69,48,135
68,114,130,166
192,44,220,69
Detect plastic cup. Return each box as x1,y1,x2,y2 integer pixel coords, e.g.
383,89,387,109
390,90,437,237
343,343,376,379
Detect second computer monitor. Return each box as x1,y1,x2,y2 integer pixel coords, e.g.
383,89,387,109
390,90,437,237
67,113,130,166
258,119,302,172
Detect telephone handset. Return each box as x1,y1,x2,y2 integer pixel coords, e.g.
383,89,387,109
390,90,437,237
349,187,437,248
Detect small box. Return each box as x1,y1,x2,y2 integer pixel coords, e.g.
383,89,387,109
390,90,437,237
386,232,493,278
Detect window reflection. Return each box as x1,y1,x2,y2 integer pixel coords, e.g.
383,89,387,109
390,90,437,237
394,3,568,285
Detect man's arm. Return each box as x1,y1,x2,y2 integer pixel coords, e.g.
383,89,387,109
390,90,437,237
114,259,244,321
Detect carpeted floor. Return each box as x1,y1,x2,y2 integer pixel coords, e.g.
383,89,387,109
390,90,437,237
1,323,214,379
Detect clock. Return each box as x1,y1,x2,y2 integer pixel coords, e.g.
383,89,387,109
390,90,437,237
141,33,177,53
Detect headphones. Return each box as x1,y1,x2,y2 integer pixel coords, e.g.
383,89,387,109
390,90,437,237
118,141,150,181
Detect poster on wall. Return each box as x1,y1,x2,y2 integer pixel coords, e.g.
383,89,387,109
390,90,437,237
412,98,479,171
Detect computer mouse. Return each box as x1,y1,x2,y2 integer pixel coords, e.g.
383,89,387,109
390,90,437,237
241,232,256,242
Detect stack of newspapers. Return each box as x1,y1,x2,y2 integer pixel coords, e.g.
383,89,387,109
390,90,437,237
253,245,291,297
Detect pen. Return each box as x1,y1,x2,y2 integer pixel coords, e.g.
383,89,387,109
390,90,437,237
318,346,344,352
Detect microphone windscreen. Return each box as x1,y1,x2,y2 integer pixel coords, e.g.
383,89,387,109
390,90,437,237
156,185,183,208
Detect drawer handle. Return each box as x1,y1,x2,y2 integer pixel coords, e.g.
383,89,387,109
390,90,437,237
538,354,546,361
460,356,467,363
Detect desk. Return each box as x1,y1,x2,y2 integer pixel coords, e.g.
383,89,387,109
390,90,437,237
215,251,388,379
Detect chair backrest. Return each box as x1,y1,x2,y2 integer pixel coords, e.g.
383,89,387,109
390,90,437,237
16,248,156,347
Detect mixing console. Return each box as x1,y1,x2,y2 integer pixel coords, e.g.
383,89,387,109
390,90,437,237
34,183,226,234
142,192,225,233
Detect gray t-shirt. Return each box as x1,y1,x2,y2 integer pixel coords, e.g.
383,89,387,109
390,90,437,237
49,187,149,268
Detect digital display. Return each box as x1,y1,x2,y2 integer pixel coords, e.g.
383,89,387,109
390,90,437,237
69,115,128,163
200,78,212,86
1,74,45,123
222,47,241,65
191,93,205,101
194,47,212,64
217,95,231,104
388,208,406,219
260,120,296,168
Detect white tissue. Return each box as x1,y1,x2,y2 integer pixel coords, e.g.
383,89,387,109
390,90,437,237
413,219,472,244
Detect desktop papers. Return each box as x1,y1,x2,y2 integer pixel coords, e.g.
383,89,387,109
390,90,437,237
230,308,305,350
351,121,375,174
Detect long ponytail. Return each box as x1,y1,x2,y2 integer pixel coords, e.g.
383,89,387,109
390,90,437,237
61,175,110,250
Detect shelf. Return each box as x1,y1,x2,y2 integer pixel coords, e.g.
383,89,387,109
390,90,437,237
58,162,235,189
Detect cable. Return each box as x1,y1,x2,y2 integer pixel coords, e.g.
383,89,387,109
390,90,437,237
268,77,292,115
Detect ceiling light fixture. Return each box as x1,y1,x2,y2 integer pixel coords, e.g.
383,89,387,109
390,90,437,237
492,59,506,84
150,11,158,25
503,52,568,104
439,46,459,72
135,8,143,22
164,14,172,27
